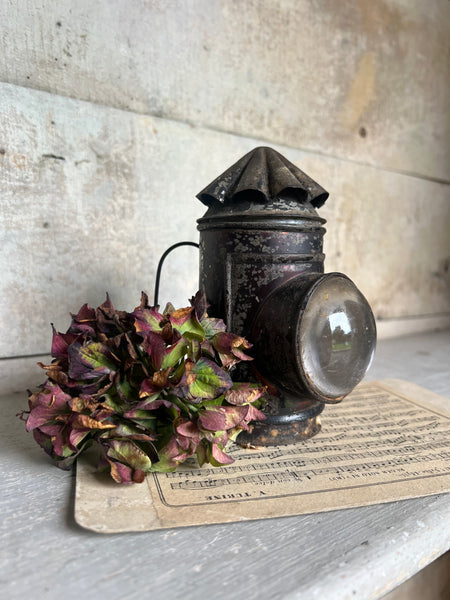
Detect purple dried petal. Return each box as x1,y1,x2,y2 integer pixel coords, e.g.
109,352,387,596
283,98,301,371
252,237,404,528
213,332,253,365
68,303,96,335
245,404,267,422
202,429,229,445
68,342,117,381
225,383,267,406
107,459,139,484
142,332,166,370
69,428,90,448
26,383,71,431
189,290,209,321
200,339,215,359
211,444,234,465
51,431,68,457
176,419,200,440
217,353,239,368
133,307,164,334
212,332,238,354
124,397,175,419
32,429,54,457
199,405,249,431
95,299,132,336
51,326,82,361
37,422,65,436
198,409,226,431
99,293,114,312
231,348,254,362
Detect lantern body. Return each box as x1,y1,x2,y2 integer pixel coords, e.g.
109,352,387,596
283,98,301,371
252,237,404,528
198,200,325,339
197,148,376,445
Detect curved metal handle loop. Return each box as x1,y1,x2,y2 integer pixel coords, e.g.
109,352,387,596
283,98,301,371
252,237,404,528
154,241,200,306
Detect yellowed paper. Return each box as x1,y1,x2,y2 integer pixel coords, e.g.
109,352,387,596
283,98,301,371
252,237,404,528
75,380,450,533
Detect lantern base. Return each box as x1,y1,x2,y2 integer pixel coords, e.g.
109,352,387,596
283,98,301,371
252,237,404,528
237,395,325,446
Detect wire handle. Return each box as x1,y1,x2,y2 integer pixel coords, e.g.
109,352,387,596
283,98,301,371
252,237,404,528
153,241,200,306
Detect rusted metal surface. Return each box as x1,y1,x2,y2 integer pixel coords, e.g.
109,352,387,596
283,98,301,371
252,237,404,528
238,398,324,447
238,414,323,447
197,146,328,208
251,272,376,404
197,147,328,338
197,147,376,445
197,147,329,443
250,272,334,402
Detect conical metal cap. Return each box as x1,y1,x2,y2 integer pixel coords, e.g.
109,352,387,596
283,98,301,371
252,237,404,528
197,147,328,208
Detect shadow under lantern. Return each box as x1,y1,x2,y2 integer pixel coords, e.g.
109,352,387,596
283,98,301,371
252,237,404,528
197,147,376,445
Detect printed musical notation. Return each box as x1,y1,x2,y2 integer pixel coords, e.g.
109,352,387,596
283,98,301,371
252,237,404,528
150,383,450,510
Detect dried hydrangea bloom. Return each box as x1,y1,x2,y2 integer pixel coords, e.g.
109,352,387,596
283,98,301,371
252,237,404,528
21,291,266,483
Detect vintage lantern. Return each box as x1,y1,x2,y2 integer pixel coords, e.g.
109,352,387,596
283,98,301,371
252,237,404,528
196,147,376,445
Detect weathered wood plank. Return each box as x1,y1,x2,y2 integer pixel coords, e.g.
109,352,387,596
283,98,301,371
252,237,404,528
0,83,204,357
1,82,449,358
0,0,449,181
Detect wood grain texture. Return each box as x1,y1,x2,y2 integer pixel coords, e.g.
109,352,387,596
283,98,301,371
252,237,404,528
1,332,449,600
0,0,449,181
1,82,449,361
0,83,205,357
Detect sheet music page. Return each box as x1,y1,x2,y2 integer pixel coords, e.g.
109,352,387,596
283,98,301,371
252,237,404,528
75,380,450,533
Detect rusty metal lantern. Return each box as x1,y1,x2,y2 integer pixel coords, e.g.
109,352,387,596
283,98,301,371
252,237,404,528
196,147,376,445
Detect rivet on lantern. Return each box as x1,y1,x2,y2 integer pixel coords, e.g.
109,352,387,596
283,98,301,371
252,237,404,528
196,147,376,446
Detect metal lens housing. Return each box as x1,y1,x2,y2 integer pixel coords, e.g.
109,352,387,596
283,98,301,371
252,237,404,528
297,273,376,402
252,273,376,404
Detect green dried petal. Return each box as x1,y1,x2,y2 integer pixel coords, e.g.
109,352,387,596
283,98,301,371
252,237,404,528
187,358,233,399
170,307,205,341
106,439,153,472
133,307,163,334
200,317,227,339
161,337,189,369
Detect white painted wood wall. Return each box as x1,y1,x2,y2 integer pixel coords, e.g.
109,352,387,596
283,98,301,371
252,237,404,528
1,0,449,393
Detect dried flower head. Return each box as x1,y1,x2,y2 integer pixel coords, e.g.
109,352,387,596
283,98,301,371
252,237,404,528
21,291,266,483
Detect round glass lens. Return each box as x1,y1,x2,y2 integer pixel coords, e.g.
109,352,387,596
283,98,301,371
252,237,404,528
298,275,376,400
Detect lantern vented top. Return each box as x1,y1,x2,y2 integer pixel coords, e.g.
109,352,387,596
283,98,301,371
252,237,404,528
196,146,329,209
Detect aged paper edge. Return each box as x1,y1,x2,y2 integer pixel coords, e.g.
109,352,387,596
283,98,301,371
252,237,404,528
74,379,450,533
